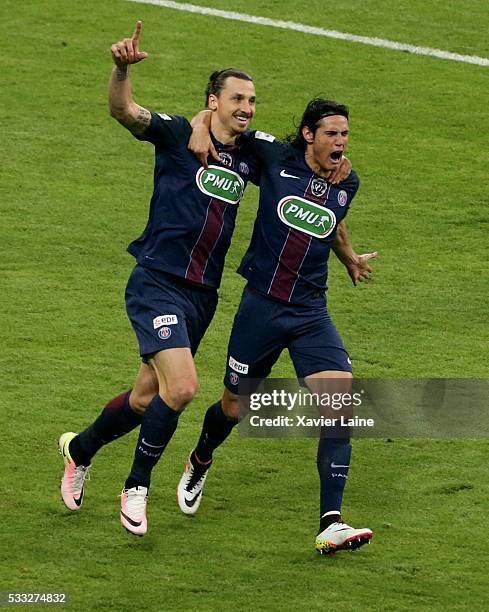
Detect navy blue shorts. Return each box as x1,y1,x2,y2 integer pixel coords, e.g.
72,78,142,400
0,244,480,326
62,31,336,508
224,287,351,391
125,265,218,360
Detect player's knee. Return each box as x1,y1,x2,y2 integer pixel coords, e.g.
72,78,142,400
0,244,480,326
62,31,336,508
221,392,241,420
164,379,199,411
128,391,152,415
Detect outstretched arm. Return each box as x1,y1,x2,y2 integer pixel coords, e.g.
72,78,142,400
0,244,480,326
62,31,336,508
108,21,151,134
333,220,378,286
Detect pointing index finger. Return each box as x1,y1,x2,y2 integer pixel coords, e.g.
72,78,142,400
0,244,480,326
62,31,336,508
132,20,142,43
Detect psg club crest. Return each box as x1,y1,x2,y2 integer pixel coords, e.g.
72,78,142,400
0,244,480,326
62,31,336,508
219,152,233,167
338,190,348,206
229,372,239,386
311,178,327,198
239,161,249,175
158,326,172,340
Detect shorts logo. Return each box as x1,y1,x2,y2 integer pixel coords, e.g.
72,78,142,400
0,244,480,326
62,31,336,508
219,152,233,167
156,113,172,121
277,196,337,239
153,315,178,329
239,162,249,175
229,356,249,374
229,372,239,386
311,178,327,198
158,327,172,340
338,190,348,206
196,165,244,205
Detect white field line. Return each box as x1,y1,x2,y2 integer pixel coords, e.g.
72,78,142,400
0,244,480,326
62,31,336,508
128,0,489,67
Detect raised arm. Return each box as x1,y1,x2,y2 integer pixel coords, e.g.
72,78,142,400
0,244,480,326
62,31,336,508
109,21,151,134
333,220,378,286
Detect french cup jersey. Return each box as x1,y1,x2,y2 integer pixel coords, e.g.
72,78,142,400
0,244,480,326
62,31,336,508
128,112,260,288
237,131,360,305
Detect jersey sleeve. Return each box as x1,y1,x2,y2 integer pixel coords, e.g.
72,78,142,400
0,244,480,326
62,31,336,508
247,161,262,187
336,171,360,222
343,171,360,205
241,130,290,166
134,113,191,147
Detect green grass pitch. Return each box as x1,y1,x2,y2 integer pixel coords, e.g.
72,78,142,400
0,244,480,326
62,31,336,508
1,0,488,610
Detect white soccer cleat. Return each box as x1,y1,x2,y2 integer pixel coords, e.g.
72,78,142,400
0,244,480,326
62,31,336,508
120,486,148,536
59,432,91,511
177,453,211,515
315,520,373,554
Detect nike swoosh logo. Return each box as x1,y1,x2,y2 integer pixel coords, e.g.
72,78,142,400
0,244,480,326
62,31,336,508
141,438,167,449
331,463,350,468
73,492,83,506
120,510,142,527
184,491,202,507
280,170,300,179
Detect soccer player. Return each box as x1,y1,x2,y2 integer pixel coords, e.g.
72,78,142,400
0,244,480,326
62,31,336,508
58,22,262,535
178,99,376,553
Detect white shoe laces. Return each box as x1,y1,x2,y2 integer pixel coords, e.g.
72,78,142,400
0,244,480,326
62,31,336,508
71,465,91,491
125,488,147,518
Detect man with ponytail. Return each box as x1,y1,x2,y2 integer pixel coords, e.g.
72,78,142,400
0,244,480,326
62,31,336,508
58,21,260,536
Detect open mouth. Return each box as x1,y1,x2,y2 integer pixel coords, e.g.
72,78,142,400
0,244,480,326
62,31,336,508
330,150,343,163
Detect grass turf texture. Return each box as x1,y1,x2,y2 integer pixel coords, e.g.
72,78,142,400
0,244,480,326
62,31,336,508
2,0,489,609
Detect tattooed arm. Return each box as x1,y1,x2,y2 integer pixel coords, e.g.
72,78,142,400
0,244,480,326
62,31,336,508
108,21,151,134
108,65,150,134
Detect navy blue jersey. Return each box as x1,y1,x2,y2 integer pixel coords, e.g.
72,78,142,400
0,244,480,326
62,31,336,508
128,112,260,288
237,131,360,304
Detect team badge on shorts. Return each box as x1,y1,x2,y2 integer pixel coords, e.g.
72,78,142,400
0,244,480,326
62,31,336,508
338,190,348,206
229,372,239,386
219,152,233,167
158,327,172,340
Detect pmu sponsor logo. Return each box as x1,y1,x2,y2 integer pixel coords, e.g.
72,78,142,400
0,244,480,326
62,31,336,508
229,356,249,374
277,196,337,238
196,165,244,204
153,314,178,329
